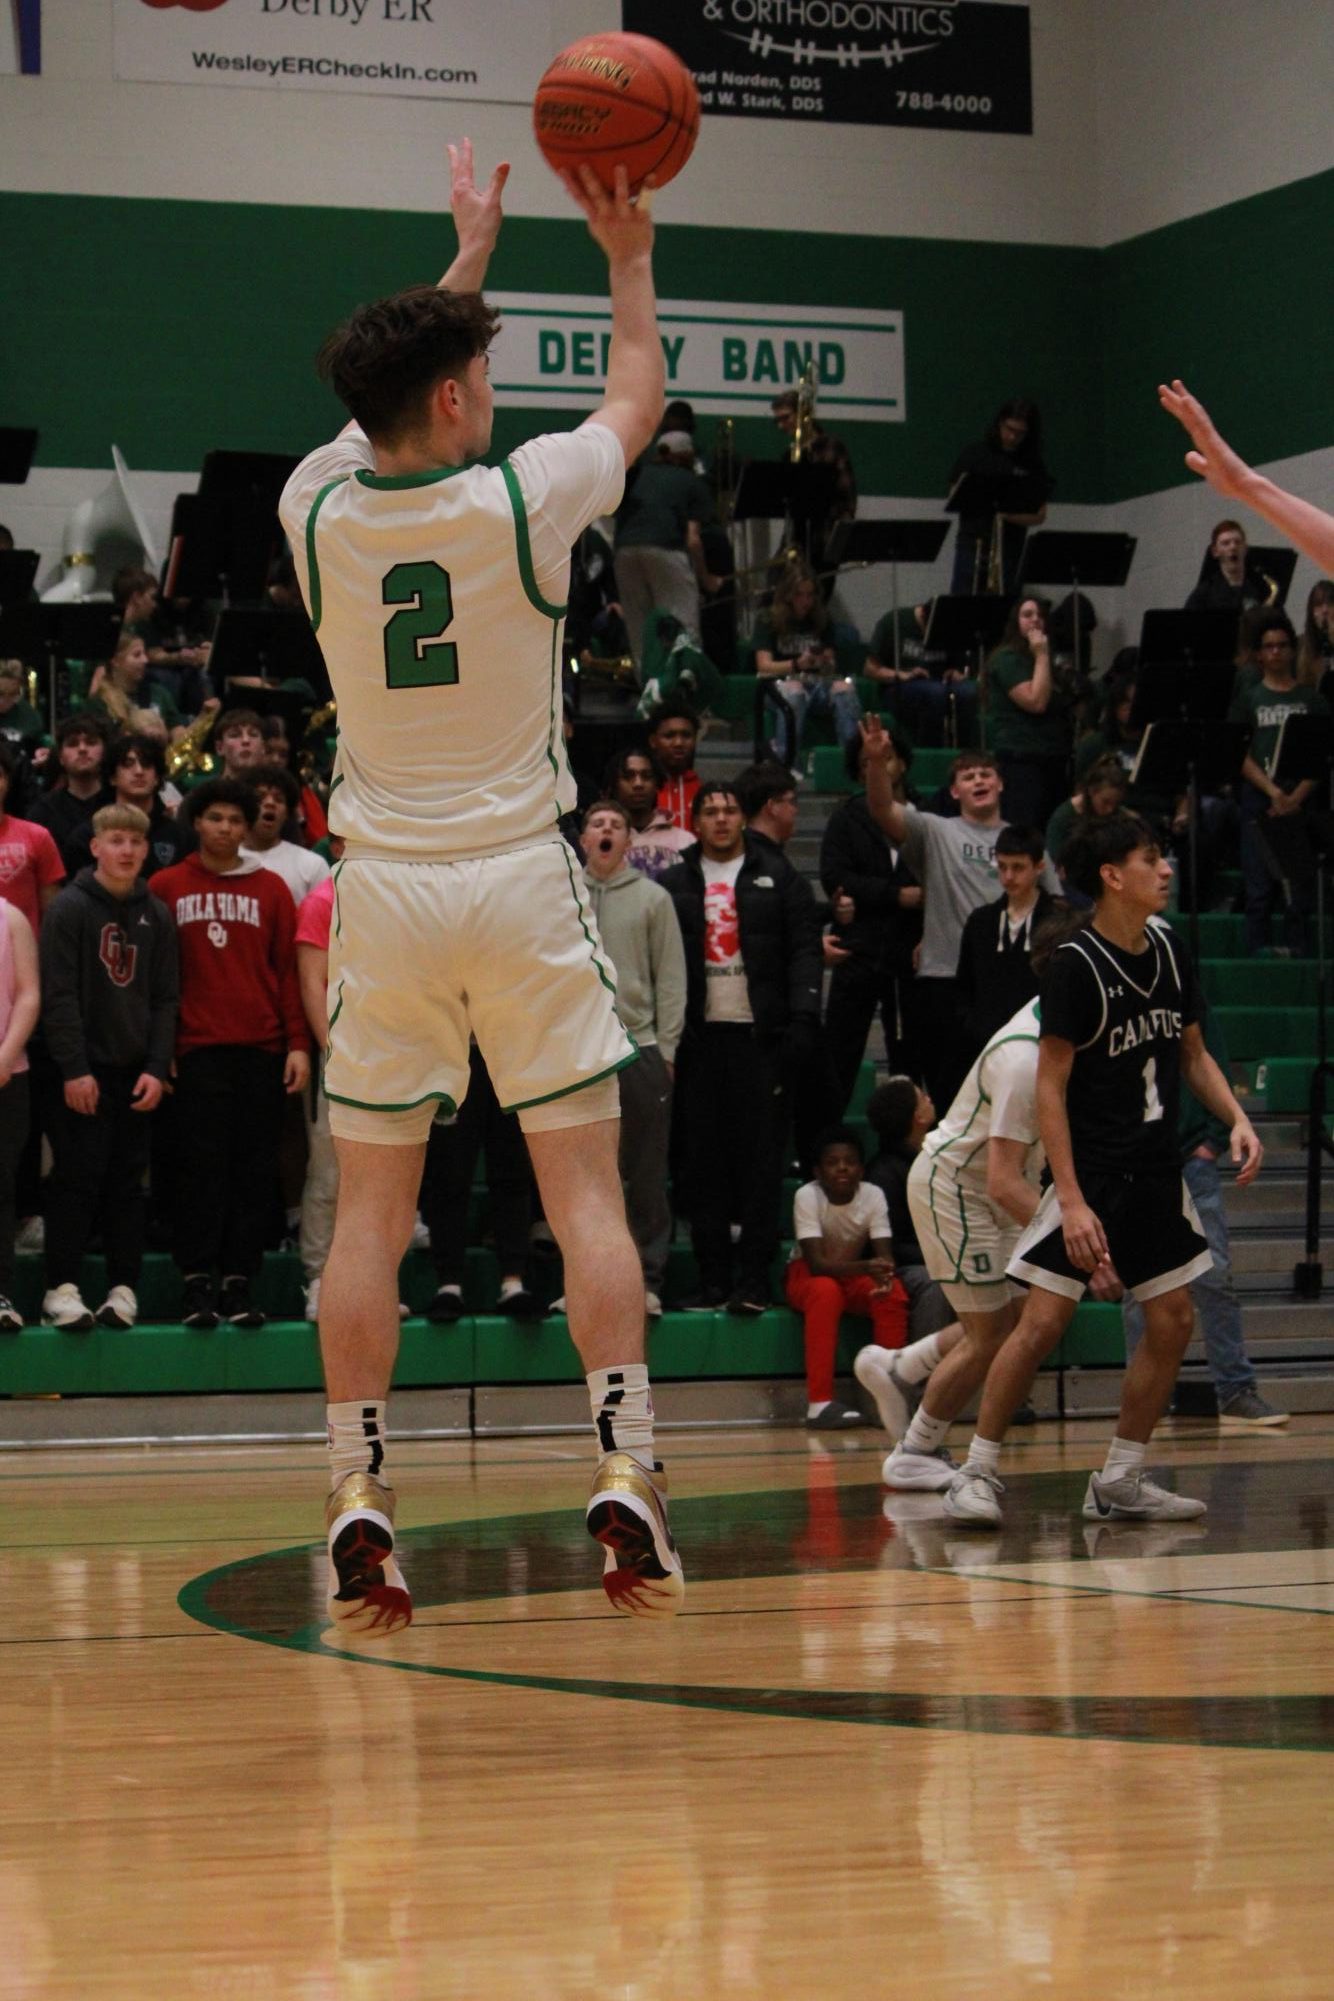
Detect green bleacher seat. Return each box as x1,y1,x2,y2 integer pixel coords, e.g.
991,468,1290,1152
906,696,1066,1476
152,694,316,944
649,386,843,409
1200,958,1320,1006
1214,1007,1319,1061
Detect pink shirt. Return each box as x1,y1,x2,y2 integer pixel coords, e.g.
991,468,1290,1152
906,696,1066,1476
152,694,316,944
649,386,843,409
294,874,334,953
0,814,64,933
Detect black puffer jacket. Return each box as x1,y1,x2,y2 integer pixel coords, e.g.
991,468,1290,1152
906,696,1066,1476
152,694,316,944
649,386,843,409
819,791,922,973
661,835,822,1038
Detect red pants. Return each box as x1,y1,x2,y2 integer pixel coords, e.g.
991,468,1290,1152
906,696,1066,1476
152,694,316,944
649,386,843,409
785,1258,909,1403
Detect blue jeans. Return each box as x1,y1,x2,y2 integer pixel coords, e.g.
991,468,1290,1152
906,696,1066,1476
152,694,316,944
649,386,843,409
769,675,862,763
1121,1152,1254,1403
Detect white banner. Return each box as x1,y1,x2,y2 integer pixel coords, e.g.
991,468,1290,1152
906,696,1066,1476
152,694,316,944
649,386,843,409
111,0,552,104
488,295,904,423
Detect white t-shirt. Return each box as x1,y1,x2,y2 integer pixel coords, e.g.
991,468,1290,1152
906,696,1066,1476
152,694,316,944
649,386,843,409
793,1180,892,1259
278,421,625,862
918,996,1044,1199
243,839,331,907
701,855,752,1023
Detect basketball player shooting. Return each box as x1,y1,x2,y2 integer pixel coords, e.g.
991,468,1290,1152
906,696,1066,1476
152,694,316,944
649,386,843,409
1160,378,1334,574
278,141,684,1634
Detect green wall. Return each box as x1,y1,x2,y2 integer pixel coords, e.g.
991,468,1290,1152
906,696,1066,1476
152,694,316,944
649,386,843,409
3,167,1331,503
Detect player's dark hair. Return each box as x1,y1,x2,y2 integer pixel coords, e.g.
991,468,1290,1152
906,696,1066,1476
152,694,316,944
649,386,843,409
949,748,999,781
107,731,166,782
1058,810,1158,900
186,776,258,828
55,710,109,748
732,759,796,819
864,1077,920,1148
644,699,700,736
250,761,301,814
995,824,1045,864
815,1124,864,1165
316,284,501,446
1030,905,1088,978
691,781,740,823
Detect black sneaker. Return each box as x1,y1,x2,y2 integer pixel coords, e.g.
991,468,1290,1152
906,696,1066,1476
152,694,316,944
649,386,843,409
220,1275,265,1328
680,1287,727,1314
426,1286,465,1324
1010,1400,1038,1427
181,1273,219,1331
0,1295,22,1332
726,1293,770,1318
496,1284,542,1321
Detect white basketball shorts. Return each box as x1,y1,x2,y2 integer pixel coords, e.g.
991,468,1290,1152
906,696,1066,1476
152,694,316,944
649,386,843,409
907,1154,1025,1315
324,839,635,1144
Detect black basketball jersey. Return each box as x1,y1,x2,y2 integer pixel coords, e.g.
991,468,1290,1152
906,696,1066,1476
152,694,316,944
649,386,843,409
1039,919,1200,1174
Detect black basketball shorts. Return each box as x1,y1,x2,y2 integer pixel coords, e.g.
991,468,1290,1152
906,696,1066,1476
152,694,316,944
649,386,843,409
1007,1167,1213,1304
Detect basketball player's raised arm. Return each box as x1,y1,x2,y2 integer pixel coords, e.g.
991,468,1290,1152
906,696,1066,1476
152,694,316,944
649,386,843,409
1179,1023,1264,1186
1159,380,1334,575
562,164,664,466
439,139,510,294
1036,1036,1109,1271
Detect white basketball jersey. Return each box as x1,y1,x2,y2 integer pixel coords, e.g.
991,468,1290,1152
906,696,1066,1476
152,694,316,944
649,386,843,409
918,997,1045,1199
279,421,624,860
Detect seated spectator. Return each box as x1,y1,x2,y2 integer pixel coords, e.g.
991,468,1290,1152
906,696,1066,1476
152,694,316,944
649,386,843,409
208,708,268,786
576,798,686,1318
421,1045,540,1322
294,875,407,1324
753,564,861,764
0,741,66,930
85,635,185,739
862,1076,962,1346
662,782,822,1314
30,714,113,870
819,728,923,1107
242,762,330,906
1184,519,1272,615
604,747,696,882
153,778,310,1329
982,595,1076,833
0,895,40,1330
954,824,1057,1065
865,600,978,748
62,734,193,881
1228,609,1329,956
0,660,44,760
262,712,331,847
645,699,702,830
1045,753,1128,875
613,430,715,665
784,1126,908,1429
38,805,178,1332
113,566,211,714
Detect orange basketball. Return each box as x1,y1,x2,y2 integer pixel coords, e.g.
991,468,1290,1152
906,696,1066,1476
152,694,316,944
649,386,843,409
533,33,700,197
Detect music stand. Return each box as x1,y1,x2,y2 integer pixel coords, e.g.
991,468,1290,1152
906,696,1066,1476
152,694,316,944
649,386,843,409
210,606,331,702
198,450,301,512
826,519,949,672
1138,609,1239,678
1248,545,1299,607
163,491,277,605
0,429,38,485
945,465,1049,593
51,601,120,666
0,551,40,608
734,460,837,569
924,595,1012,749
1018,530,1137,685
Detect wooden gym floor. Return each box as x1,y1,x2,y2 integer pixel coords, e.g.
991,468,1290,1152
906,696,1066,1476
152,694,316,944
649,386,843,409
4,1416,1332,1999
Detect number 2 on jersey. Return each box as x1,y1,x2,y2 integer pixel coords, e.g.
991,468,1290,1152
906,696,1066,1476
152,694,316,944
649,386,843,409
381,560,459,689
1141,1056,1164,1123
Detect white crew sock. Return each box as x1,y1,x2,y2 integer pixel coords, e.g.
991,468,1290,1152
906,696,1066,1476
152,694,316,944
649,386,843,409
327,1400,388,1491
588,1363,655,1473
498,1277,526,1301
807,1400,832,1420
901,1408,951,1457
895,1331,946,1386
1101,1435,1146,1485
964,1434,1002,1475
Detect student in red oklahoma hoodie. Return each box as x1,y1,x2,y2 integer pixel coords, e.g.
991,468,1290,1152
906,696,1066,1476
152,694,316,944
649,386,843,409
153,777,310,1331
646,700,702,832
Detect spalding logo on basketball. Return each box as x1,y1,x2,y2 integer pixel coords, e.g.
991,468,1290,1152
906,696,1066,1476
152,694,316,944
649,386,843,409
533,33,701,196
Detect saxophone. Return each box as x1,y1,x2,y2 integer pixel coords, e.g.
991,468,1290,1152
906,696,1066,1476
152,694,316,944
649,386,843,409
165,709,216,778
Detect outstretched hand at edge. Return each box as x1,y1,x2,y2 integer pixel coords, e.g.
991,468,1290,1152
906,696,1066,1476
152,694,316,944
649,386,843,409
1157,379,1254,504
441,138,509,290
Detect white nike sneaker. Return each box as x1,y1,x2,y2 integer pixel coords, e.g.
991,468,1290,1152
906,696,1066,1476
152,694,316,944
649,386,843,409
881,1443,957,1491
853,1343,914,1438
96,1285,137,1330
943,1465,1005,1526
1082,1470,1207,1521
42,1283,95,1331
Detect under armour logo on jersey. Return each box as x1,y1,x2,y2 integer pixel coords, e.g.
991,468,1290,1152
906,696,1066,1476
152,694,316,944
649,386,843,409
1107,984,1124,998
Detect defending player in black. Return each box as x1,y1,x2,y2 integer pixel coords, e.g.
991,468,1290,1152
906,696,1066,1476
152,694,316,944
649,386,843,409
944,811,1264,1527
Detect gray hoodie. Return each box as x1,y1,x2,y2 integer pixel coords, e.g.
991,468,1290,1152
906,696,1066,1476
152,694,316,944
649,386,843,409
582,862,687,1062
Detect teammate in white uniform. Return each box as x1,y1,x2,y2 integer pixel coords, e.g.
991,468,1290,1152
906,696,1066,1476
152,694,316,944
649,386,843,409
278,144,683,1632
